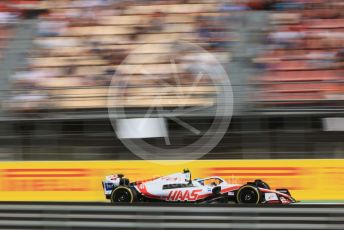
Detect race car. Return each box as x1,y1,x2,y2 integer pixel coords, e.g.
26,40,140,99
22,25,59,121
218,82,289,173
102,169,297,204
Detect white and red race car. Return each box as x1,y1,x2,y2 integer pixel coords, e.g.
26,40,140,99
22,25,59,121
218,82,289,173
102,169,297,204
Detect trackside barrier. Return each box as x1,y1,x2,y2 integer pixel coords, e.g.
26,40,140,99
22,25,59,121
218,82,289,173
0,203,343,229
0,159,343,201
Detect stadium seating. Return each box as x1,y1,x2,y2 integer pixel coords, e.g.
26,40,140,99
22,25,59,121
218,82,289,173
6,0,343,112
7,0,232,112
253,0,344,107
0,1,18,60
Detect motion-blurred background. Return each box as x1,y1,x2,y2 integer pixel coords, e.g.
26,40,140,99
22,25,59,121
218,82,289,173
0,0,343,161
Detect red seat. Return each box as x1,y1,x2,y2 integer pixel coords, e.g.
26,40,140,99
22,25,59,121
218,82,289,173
260,70,340,82
268,61,312,71
306,19,344,29
264,83,340,93
259,92,325,104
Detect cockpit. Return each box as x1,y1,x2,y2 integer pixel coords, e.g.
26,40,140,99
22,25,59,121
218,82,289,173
195,177,224,187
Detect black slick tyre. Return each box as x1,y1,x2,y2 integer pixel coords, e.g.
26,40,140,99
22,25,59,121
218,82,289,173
110,186,136,203
236,185,261,204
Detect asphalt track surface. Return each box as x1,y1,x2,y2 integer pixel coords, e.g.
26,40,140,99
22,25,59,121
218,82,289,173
0,202,343,229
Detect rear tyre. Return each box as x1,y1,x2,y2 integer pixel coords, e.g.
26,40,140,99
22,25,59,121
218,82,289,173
110,186,136,203
236,185,261,204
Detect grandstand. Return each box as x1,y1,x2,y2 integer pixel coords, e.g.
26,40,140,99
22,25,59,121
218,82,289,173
5,0,232,112
253,0,344,111
0,0,343,161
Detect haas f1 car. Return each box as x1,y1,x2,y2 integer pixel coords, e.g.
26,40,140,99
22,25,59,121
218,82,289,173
102,170,297,204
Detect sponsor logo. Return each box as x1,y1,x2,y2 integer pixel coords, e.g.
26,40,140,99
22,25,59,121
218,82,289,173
280,196,288,204
104,183,114,190
264,193,278,201
166,189,202,201
139,183,146,190
161,177,179,181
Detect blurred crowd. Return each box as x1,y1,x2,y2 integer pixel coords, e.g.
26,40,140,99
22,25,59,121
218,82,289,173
6,0,235,112
1,0,343,113
0,1,19,60
251,0,344,107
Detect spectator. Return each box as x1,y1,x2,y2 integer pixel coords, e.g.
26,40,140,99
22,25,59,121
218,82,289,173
0,2,18,24
219,0,250,11
148,11,165,32
37,17,68,36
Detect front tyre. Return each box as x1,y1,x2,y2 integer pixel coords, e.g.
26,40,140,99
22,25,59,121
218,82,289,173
236,185,261,204
111,186,136,203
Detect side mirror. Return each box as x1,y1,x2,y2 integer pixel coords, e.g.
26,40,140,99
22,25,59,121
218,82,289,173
212,186,221,195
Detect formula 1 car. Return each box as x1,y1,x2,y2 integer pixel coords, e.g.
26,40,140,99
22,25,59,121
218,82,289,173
102,169,297,204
